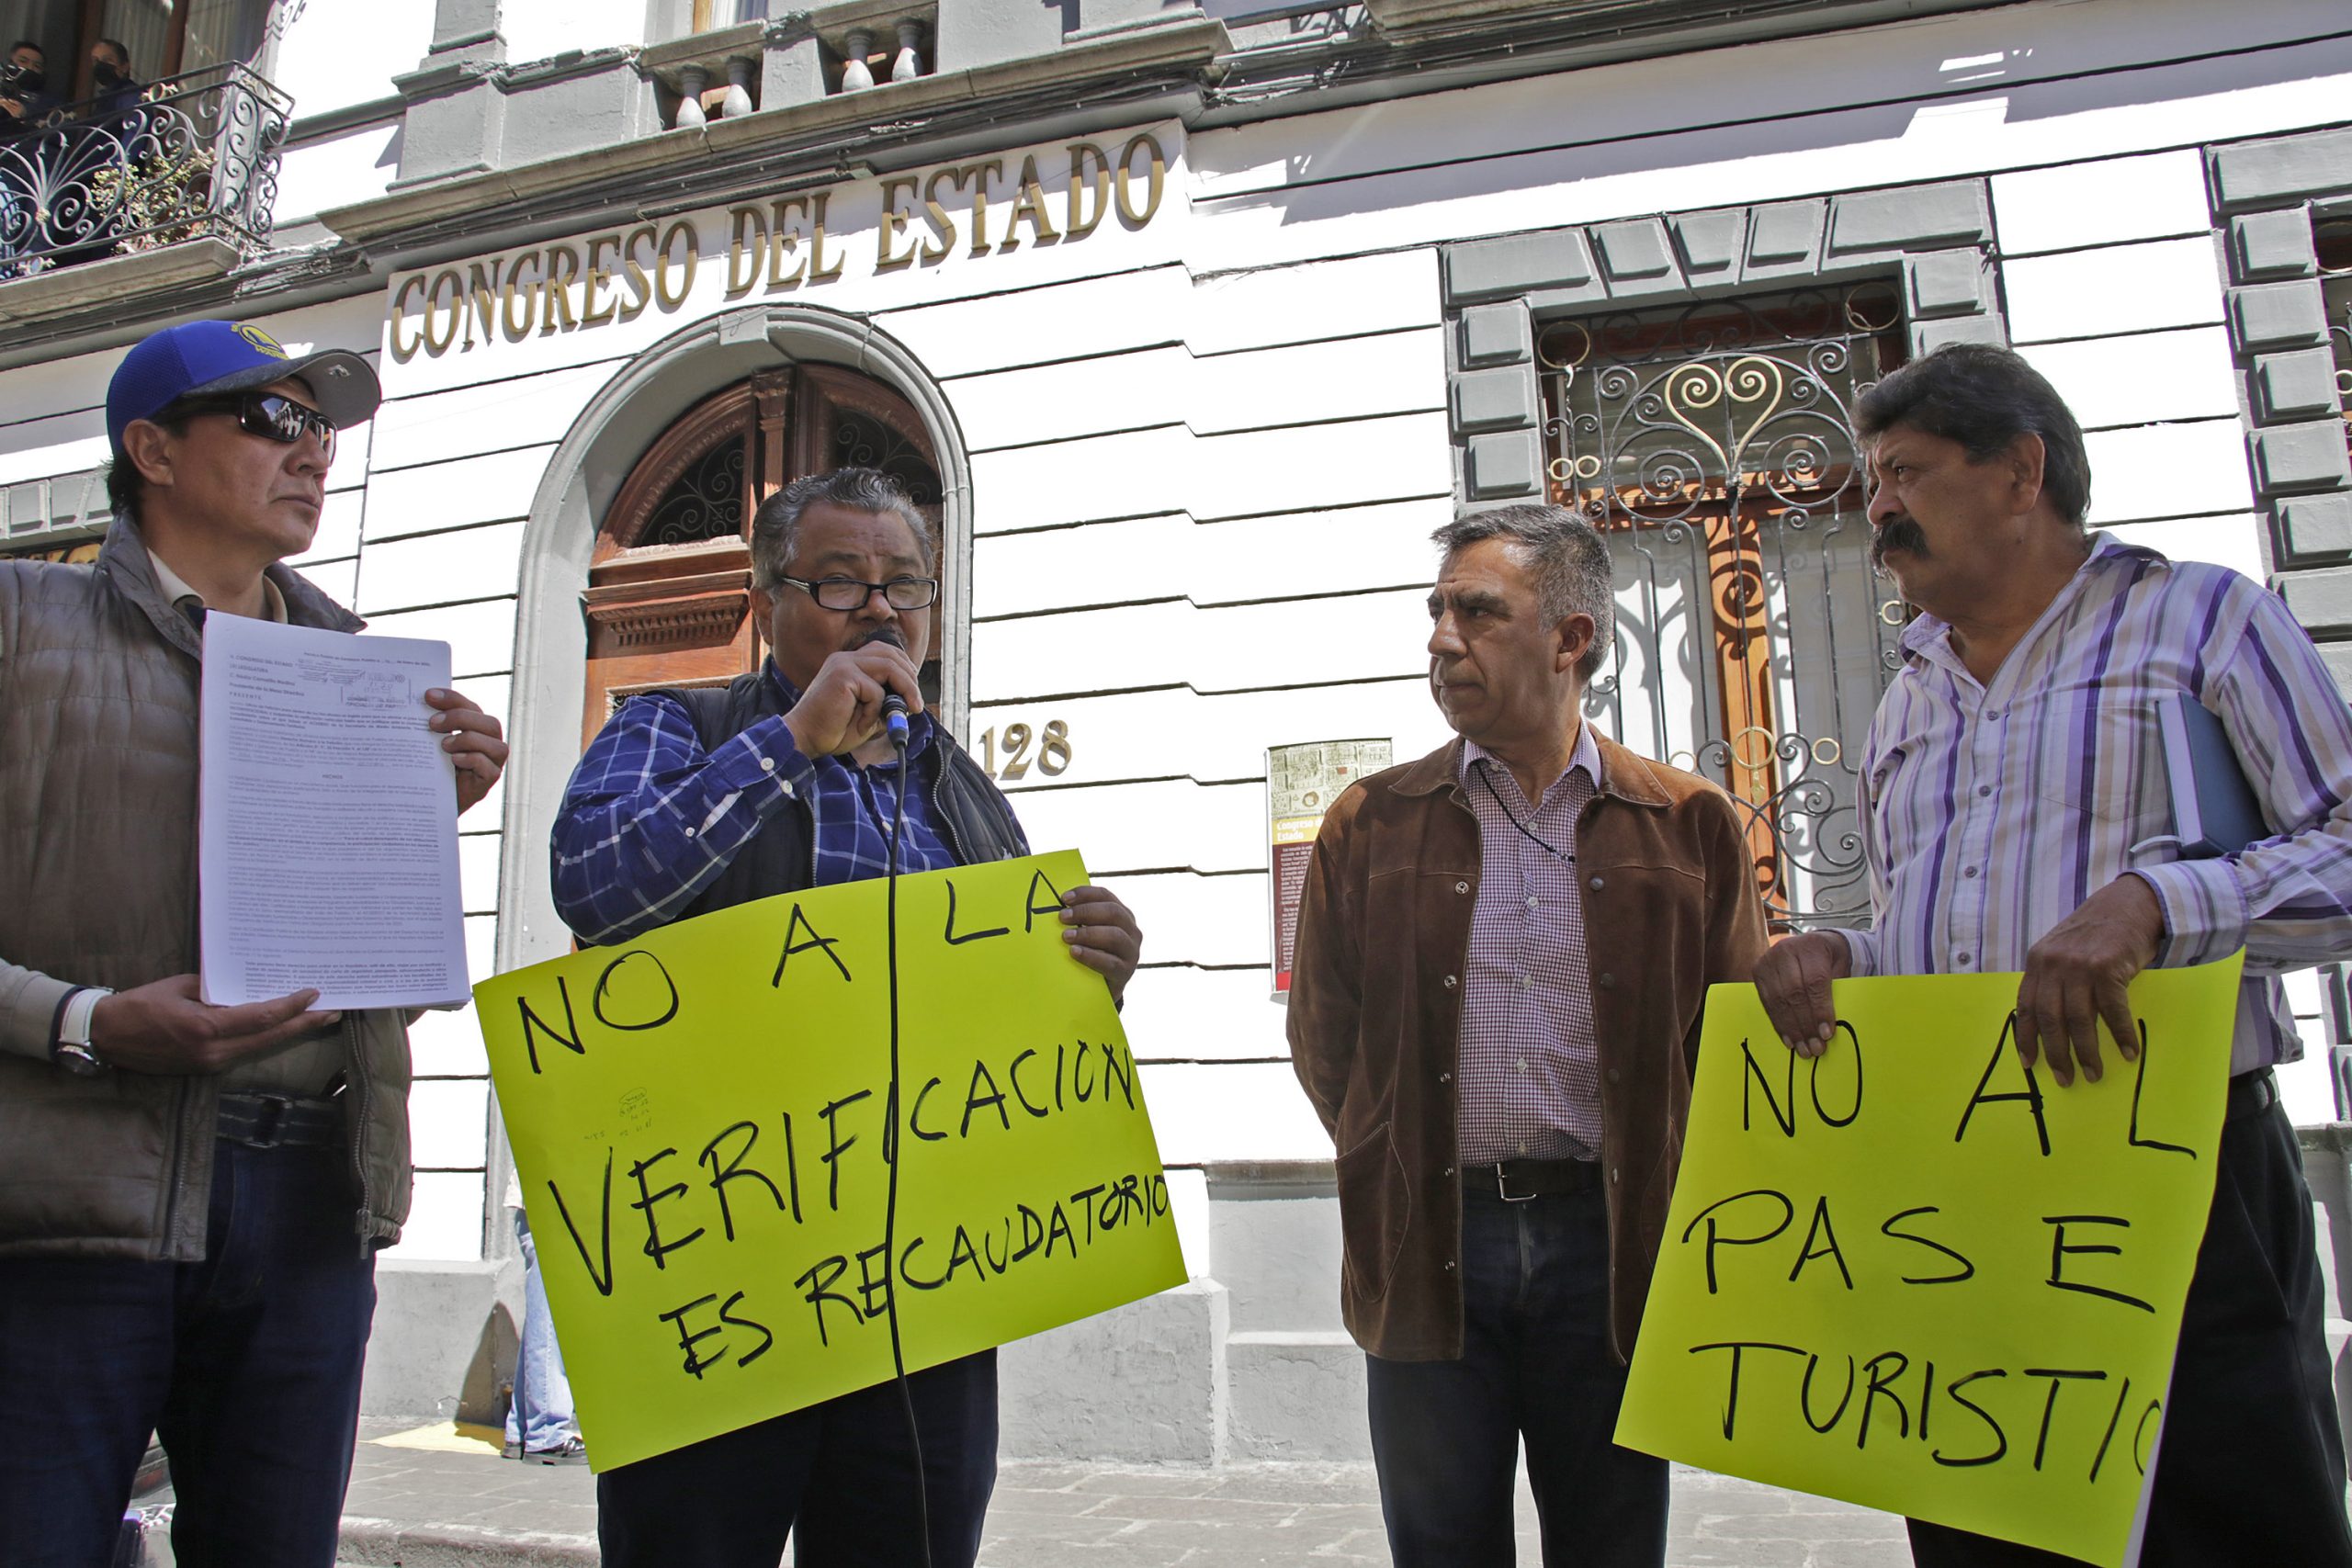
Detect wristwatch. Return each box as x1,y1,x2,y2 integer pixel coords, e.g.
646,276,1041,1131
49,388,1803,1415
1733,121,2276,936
51,987,111,1077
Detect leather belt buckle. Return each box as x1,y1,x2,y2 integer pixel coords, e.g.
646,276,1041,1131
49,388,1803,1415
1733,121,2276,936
239,1091,295,1149
1495,1163,1538,1203
219,1091,336,1149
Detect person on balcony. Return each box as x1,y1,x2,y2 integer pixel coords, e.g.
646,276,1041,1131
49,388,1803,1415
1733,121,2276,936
0,40,54,277
0,40,54,133
31,39,148,273
85,37,138,117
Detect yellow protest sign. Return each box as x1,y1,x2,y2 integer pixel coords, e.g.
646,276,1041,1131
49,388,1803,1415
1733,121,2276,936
1616,954,2245,1566
475,851,1187,1472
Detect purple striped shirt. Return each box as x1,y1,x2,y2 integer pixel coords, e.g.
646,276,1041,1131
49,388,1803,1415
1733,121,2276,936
1842,536,2352,1076
1457,722,1602,1163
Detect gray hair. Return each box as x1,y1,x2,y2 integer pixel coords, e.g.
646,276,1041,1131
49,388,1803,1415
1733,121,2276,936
750,467,935,590
1431,503,1615,680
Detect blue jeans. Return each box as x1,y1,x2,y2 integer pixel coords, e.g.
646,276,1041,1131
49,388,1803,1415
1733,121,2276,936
1366,1186,1668,1568
504,1209,578,1451
0,1139,378,1568
597,1349,999,1568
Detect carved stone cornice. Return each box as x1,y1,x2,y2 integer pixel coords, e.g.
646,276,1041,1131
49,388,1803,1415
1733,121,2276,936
584,583,751,650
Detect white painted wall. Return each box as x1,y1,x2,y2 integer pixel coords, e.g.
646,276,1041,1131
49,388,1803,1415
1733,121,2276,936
274,124,403,229
270,0,433,118
502,0,647,69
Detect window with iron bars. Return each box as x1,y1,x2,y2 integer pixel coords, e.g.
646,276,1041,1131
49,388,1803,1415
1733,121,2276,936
1538,282,1911,931
2311,217,2352,1121
2322,219,2351,465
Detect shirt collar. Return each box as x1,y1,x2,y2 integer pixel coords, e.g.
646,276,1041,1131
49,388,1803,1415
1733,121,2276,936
1458,717,1600,797
763,658,935,762
147,547,288,625
1896,530,2161,667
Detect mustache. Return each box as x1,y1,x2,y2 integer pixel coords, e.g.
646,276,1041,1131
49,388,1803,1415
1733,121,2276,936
855,626,907,652
1870,516,1929,572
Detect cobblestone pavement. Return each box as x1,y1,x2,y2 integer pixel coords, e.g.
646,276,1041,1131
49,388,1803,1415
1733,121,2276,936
333,1419,1913,1567
975,1459,1910,1567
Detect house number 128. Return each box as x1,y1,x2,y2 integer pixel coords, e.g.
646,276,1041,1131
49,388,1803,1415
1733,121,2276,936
978,720,1071,780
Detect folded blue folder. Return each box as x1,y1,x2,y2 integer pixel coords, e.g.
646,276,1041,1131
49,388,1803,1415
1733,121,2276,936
2155,692,2268,859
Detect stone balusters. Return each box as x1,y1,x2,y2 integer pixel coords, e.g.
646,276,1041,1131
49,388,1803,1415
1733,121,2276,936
833,17,926,92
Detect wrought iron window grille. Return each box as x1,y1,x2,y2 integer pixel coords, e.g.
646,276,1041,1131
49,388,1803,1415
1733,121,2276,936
1538,282,1914,931
2319,220,2351,462
0,62,290,278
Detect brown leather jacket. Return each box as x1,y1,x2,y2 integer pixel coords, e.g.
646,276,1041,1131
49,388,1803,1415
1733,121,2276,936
0,522,414,1259
1286,730,1769,1363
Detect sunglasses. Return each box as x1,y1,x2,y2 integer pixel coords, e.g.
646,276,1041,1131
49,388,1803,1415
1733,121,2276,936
170,391,339,455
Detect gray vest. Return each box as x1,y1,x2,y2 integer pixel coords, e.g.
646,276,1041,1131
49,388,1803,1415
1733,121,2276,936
0,521,413,1259
655,671,1029,928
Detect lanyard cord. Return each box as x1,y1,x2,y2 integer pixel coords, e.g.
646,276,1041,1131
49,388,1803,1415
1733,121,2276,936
1476,761,1577,868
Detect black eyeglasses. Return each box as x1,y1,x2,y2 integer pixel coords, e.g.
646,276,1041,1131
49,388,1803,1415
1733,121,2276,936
774,574,940,612
171,391,338,455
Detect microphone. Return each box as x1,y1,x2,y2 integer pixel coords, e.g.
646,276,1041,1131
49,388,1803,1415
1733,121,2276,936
861,626,913,750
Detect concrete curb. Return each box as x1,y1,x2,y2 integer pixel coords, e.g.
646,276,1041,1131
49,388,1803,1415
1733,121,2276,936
339,1517,599,1567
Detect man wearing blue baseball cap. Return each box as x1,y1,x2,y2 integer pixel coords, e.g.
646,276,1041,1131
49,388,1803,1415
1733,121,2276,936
0,320,509,1568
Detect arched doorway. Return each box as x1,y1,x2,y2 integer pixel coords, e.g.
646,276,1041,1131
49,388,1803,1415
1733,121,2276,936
499,305,973,985
579,362,944,744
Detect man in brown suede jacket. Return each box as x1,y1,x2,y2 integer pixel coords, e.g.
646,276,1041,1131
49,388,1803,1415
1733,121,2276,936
1288,503,1769,1568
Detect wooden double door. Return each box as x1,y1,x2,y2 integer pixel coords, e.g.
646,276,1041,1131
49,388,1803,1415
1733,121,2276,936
580,365,944,746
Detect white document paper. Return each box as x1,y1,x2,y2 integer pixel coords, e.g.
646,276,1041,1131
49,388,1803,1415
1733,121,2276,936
198,615,469,1010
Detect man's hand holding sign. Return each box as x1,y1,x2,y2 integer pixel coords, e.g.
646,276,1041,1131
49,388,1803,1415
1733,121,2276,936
1761,874,2168,1090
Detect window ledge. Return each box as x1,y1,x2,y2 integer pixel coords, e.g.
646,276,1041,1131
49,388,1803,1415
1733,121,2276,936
635,20,770,77
0,237,243,327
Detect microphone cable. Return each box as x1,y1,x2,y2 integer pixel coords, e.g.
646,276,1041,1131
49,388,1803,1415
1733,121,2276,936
879,692,935,1568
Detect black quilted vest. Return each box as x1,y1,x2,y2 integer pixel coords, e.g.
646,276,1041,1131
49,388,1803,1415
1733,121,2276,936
662,671,1027,924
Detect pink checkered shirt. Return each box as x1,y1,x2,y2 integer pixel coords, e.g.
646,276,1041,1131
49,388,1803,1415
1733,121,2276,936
1456,724,1602,1165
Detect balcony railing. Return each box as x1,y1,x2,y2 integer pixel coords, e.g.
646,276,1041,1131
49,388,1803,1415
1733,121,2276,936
0,62,291,277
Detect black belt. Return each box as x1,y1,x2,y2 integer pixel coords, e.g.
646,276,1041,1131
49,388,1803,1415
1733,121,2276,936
1465,1158,1599,1203
216,1092,342,1149
2226,1070,2279,1124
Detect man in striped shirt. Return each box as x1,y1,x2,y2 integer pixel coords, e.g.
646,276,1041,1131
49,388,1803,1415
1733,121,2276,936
1756,344,2352,1566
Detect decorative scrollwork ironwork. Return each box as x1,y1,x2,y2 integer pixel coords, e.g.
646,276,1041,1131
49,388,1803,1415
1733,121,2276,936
1539,285,1910,930
641,438,748,547
0,62,290,277
832,410,942,504
2323,254,2351,456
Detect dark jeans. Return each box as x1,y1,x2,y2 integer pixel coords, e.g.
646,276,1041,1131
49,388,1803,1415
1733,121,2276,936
1909,1092,2352,1567
0,1139,378,1568
597,1348,999,1568
1366,1186,1668,1568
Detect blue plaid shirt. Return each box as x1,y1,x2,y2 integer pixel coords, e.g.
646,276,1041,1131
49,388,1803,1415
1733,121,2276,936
552,663,1012,946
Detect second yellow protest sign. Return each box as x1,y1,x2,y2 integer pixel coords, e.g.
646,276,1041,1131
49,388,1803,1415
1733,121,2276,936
1616,954,2244,1567
474,851,1187,1472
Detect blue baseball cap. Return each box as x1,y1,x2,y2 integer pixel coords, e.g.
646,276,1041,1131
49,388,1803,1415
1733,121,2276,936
107,320,380,454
